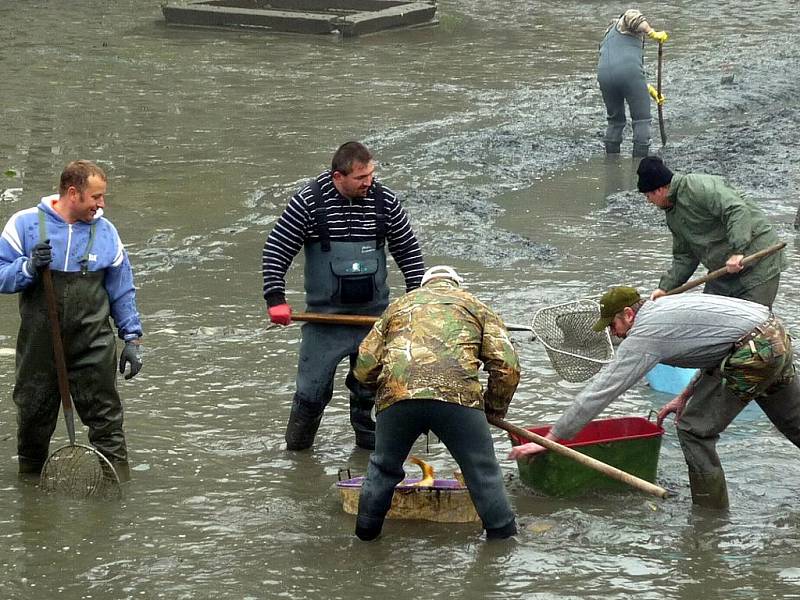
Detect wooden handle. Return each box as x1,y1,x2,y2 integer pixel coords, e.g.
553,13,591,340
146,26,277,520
488,415,668,499
657,42,667,146
42,268,76,444
292,311,535,333
293,312,377,326
665,242,786,296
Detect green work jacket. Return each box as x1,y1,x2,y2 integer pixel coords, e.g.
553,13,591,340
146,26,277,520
659,172,786,296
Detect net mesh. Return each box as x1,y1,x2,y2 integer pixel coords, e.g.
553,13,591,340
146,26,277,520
40,444,122,500
531,299,615,382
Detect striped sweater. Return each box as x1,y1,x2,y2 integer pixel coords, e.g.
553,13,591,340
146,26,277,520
262,171,425,306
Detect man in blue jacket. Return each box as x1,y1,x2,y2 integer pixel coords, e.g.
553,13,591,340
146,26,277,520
0,160,143,480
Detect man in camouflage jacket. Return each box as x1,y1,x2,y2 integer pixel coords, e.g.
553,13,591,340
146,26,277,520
353,266,520,541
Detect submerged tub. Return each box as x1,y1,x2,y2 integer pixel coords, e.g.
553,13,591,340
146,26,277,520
336,475,480,523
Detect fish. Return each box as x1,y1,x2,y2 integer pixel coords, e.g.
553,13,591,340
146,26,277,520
408,456,435,487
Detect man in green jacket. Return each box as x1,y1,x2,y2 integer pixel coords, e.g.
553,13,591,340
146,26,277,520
353,266,520,541
637,157,786,307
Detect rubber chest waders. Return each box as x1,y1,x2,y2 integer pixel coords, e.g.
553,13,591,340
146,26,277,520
14,209,126,471
598,20,651,152
285,182,389,450
302,179,390,315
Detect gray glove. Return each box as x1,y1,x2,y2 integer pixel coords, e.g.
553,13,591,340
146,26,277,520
119,341,142,380
29,239,52,272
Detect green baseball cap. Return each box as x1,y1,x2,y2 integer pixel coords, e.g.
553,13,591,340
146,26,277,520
592,286,641,332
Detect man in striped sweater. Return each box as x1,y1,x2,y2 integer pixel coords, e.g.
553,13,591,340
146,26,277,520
262,141,425,451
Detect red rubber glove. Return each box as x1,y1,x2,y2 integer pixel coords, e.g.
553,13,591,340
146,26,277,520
268,303,292,326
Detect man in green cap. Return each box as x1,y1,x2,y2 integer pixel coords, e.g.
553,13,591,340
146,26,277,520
510,286,800,509
637,156,786,307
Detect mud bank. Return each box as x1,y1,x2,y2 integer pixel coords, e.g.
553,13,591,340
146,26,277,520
605,79,800,233
393,25,800,266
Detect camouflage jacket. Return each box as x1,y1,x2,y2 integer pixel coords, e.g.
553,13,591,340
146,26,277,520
353,279,521,416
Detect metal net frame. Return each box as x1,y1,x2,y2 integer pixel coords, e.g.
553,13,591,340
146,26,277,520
531,299,615,383
40,444,122,500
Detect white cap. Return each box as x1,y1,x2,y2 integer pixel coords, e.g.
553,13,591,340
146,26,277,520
421,265,463,287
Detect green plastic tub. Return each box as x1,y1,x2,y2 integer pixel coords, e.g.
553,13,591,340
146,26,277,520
510,417,664,497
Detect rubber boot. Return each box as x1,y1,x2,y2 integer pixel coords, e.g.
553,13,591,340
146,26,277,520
688,470,730,510
284,402,324,451
604,141,621,154
355,514,384,541
110,460,131,483
350,401,376,451
486,518,518,540
18,456,44,475
632,143,650,158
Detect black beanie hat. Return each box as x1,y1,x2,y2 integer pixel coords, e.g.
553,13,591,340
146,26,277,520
637,156,674,193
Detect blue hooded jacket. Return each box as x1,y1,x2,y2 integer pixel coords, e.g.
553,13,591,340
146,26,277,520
0,194,143,340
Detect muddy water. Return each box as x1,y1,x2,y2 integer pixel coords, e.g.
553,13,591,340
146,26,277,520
1,0,800,598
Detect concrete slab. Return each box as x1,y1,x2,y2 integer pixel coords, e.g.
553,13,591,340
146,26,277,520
162,0,437,36
204,0,408,11
338,2,437,37
162,5,338,34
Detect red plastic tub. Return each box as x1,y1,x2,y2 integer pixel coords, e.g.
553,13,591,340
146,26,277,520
510,417,664,497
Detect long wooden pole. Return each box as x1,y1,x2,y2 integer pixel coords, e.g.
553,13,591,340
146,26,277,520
657,42,667,146
488,415,668,499
42,267,76,445
292,311,535,333
665,242,786,296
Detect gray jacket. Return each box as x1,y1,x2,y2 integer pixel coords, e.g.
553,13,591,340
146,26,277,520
550,294,769,440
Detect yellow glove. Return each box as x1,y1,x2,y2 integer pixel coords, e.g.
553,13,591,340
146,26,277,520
647,84,665,105
648,30,669,43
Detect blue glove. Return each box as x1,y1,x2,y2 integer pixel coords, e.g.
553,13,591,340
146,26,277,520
119,341,142,380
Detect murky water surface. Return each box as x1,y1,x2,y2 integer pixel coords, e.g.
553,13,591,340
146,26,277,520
1,1,799,598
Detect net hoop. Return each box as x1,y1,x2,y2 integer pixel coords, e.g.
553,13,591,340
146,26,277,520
40,443,122,500
531,299,615,383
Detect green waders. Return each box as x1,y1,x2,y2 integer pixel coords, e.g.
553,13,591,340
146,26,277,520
14,212,128,477
677,317,798,509
285,322,377,451
705,274,781,310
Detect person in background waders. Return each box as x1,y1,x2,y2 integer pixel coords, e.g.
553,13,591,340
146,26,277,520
0,160,143,482
262,141,425,451
510,287,800,510
353,266,519,541
638,156,786,308
598,9,668,157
